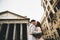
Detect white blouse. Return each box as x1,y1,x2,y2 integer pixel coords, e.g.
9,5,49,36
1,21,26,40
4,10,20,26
36,27,42,33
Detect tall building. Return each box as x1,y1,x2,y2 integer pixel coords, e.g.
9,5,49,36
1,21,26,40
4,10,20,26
41,0,60,40
0,11,30,40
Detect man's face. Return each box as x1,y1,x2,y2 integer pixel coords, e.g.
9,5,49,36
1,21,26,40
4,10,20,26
33,21,37,26
35,21,37,26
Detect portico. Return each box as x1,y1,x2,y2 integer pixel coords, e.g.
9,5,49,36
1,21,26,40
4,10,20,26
0,11,30,40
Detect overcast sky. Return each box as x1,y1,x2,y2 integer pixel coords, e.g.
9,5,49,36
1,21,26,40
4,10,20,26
0,0,44,22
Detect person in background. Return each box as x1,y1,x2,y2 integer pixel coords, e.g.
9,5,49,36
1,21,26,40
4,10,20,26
36,21,44,40
28,20,37,40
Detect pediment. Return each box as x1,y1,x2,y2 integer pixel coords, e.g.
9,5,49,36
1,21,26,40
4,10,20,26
0,11,29,20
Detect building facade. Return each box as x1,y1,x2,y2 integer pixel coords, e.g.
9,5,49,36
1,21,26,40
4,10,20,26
0,11,30,40
41,0,60,40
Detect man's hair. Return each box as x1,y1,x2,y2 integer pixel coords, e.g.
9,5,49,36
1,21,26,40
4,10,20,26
30,20,36,23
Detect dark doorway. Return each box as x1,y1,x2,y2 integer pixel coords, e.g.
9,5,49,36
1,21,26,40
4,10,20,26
0,23,8,40
16,24,20,40
7,24,14,40
22,23,27,40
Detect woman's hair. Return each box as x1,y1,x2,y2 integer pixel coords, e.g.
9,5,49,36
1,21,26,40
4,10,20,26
36,21,43,35
36,21,41,28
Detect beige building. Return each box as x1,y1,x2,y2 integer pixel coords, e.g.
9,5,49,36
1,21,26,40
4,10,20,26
0,11,30,40
41,0,60,40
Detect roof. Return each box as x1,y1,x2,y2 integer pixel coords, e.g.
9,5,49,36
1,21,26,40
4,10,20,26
0,10,30,20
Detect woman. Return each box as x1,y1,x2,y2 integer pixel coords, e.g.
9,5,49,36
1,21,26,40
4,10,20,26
36,21,42,33
35,21,44,40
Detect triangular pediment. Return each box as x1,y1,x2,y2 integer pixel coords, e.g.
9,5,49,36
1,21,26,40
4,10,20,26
0,11,29,20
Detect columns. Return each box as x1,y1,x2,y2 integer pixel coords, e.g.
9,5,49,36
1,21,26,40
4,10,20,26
0,23,28,40
13,24,16,40
27,23,29,40
7,24,14,40
20,24,22,40
5,24,9,40
0,23,2,32
21,23,28,40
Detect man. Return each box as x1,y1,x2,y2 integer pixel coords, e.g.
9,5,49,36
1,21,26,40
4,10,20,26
28,20,37,40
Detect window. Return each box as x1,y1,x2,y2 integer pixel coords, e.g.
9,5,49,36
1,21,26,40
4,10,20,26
53,14,56,20
46,11,48,16
46,27,48,30
59,14,60,19
48,6,50,11
44,0,45,1
54,21,56,24
46,1,47,5
54,7,57,12
56,28,60,37
43,3,46,11
49,12,54,20
50,0,54,5
52,27,53,30
44,0,47,5
56,0,60,10
59,16,60,18
48,17,51,22
54,32,56,37
44,24,45,27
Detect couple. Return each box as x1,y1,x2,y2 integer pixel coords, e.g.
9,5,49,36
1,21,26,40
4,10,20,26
28,20,44,40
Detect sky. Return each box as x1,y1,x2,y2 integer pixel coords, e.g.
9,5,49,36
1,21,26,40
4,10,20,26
0,0,44,22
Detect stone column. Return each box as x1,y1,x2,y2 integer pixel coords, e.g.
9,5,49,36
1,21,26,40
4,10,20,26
13,24,16,40
5,24,9,40
0,23,2,32
20,24,22,40
27,23,29,40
